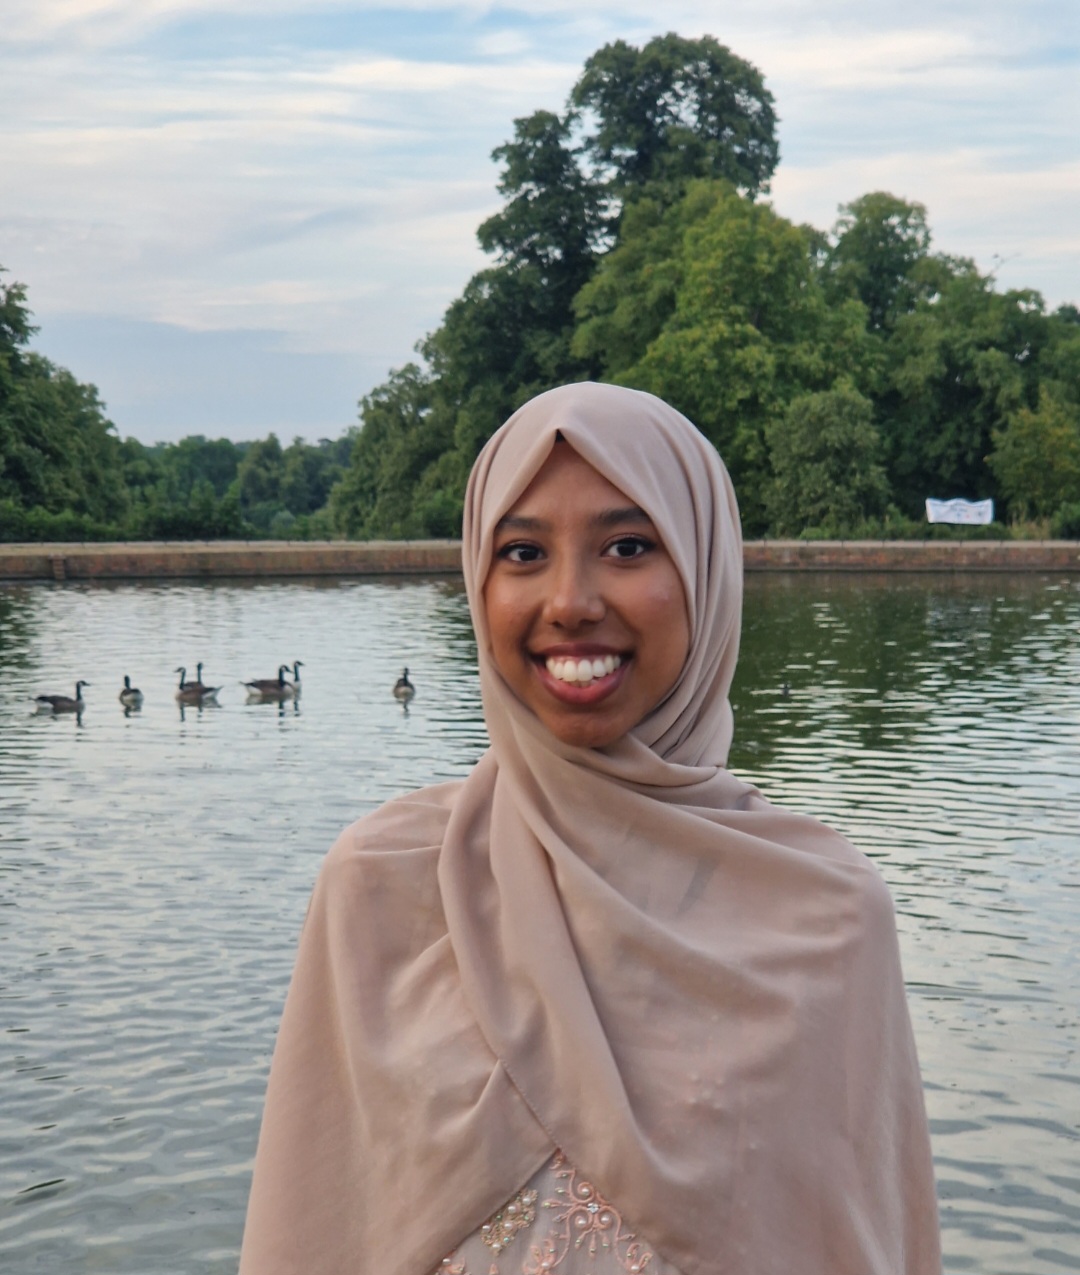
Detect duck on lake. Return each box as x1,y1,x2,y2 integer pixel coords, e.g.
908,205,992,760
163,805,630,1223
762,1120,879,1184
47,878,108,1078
175,665,221,704
392,668,415,705
119,675,144,708
243,666,295,701
34,680,89,713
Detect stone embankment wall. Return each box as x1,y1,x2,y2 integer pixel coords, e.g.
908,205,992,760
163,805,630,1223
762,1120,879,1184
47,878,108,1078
741,540,1080,572
0,541,462,582
1,539,1079,582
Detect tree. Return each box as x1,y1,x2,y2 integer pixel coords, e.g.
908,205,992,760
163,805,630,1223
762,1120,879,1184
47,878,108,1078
988,388,1080,519
477,110,605,308
330,35,782,541
573,182,874,530
570,34,779,201
765,386,890,534
329,364,452,538
878,268,1049,513
824,193,933,332
0,267,129,536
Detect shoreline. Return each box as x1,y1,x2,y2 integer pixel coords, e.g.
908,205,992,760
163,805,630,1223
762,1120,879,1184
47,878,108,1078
1,538,1079,582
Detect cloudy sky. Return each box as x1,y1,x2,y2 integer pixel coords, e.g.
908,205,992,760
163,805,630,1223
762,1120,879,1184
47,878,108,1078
2,0,1077,445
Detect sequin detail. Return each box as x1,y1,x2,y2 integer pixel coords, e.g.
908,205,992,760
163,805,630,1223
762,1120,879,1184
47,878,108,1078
524,1155,654,1273
437,1187,538,1275
435,1154,657,1275
482,1188,539,1256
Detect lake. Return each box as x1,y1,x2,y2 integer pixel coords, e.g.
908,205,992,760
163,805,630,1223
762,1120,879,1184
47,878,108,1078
1,572,1078,1273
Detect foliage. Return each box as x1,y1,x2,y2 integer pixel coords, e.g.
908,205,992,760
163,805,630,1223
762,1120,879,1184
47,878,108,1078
477,110,605,303
878,271,1052,515
570,33,779,201
1,270,129,532
4,34,1080,544
329,364,453,538
328,34,782,538
823,193,934,332
988,388,1080,519
1052,501,1080,537
574,182,875,530
765,386,890,535
0,267,352,541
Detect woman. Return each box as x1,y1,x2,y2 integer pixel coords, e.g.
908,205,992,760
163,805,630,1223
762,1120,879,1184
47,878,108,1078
239,383,940,1275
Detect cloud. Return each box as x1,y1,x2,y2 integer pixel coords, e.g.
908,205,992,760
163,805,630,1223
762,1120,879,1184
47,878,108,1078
2,1,1077,442
772,152,1080,304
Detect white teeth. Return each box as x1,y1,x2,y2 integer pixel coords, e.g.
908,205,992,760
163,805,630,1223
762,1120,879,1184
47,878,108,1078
544,654,622,685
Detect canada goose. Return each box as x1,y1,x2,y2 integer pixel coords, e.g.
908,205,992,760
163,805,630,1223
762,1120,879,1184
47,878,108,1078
289,660,304,693
187,662,214,693
175,666,221,703
392,668,415,703
34,680,89,713
243,665,295,700
119,675,144,708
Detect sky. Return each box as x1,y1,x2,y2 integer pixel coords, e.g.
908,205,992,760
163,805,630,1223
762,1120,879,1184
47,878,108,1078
2,0,1078,446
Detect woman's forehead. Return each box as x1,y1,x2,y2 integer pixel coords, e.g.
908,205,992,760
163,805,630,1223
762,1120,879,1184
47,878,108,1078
501,441,642,519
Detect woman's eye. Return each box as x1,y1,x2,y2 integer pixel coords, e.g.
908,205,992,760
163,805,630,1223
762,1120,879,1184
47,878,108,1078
497,542,543,564
605,536,653,560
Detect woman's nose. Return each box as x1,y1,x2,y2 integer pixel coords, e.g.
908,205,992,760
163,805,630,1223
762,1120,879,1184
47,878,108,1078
543,557,605,628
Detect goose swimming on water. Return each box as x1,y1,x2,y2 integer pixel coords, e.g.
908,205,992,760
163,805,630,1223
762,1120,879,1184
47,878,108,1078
175,666,221,704
243,665,295,700
34,680,89,713
392,668,415,704
288,660,304,694
119,675,144,708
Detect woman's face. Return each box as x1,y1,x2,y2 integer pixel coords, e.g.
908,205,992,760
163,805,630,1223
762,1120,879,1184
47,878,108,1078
483,442,691,749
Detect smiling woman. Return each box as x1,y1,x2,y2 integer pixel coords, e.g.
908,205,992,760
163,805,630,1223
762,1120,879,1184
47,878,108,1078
485,444,691,749
239,383,941,1275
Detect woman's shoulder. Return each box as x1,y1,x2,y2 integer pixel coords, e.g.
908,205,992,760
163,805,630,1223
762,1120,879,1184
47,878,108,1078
326,779,466,866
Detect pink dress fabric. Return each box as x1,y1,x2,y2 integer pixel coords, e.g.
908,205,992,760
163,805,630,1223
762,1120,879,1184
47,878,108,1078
239,383,941,1275
434,1153,682,1275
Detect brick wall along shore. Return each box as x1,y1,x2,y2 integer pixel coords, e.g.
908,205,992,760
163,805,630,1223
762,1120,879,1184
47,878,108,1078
2,538,1079,582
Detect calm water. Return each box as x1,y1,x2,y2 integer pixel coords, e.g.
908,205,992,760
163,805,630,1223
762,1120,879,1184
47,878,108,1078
1,573,1078,1273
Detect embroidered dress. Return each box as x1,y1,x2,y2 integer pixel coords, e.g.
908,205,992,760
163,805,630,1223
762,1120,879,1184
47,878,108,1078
436,1154,682,1275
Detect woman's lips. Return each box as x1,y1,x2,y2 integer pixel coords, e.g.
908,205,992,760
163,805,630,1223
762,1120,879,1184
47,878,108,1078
532,651,630,704
545,652,622,685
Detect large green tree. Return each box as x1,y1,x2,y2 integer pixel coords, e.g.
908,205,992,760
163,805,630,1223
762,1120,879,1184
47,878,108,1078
330,35,781,539
824,193,936,333
571,33,779,201
573,182,874,529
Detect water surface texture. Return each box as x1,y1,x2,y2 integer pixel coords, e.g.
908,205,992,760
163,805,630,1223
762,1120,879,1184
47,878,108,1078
1,573,1078,1273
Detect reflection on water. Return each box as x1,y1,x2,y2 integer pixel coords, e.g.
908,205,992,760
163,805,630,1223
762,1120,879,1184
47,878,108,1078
1,573,1078,1273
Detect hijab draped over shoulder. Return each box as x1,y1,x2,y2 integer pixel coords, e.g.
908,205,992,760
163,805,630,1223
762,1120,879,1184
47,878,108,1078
240,383,940,1275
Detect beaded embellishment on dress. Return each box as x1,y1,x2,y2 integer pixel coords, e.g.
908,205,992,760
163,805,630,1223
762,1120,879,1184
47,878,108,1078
524,1155,653,1273
434,1152,660,1275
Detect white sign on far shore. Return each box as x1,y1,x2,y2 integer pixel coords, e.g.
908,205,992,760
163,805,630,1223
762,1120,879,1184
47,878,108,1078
926,497,995,525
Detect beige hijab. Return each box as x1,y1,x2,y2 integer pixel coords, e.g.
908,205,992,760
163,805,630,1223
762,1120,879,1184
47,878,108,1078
240,383,940,1275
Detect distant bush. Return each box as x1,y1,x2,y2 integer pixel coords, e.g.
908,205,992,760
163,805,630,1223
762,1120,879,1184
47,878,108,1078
1051,501,1080,538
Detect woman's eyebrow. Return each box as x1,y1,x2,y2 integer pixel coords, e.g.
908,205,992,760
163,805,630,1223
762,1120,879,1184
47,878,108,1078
593,506,651,528
495,507,651,533
497,504,650,530
495,514,548,532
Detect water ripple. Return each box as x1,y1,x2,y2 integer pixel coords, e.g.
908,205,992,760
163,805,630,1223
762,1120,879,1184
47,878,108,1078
1,573,1078,1272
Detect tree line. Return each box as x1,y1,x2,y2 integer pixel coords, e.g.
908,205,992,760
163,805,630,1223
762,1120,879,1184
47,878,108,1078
0,275,350,541
3,33,1079,544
